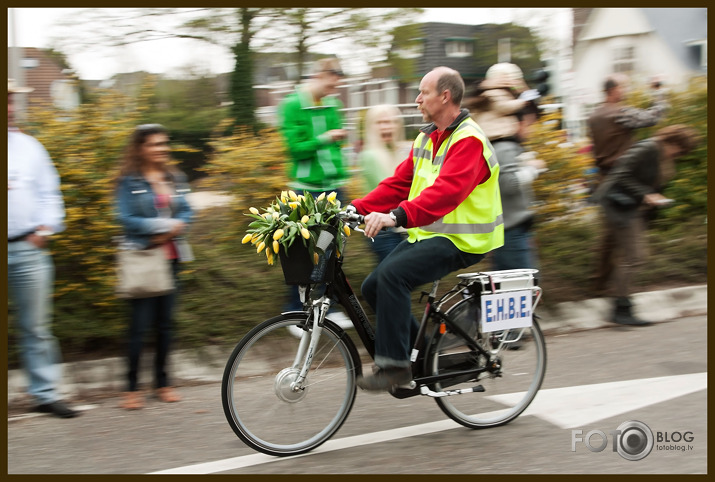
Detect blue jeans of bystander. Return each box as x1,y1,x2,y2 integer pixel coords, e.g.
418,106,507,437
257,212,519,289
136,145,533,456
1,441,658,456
7,241,62,405
127,260,179,391
491,223,538,271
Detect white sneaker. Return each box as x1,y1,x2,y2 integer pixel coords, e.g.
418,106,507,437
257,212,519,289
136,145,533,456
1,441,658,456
287,311,353,338
327,311,353,330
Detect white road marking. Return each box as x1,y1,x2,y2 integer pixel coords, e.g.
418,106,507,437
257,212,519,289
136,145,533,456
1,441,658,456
150,372,707,474
489,372,707,428
150,418,464,474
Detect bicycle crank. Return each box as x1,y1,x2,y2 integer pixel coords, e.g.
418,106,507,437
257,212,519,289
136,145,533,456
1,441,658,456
419,385,485,397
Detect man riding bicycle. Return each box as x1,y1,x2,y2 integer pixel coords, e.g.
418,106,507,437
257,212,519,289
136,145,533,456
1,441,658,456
350,66,504,391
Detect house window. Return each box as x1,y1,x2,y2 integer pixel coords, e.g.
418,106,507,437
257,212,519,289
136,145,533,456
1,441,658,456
686,40,707,68
20,58,39,69
445,39,473,58
613,45,635,73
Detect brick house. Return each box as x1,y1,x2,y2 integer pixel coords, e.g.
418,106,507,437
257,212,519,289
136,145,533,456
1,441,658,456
8,47,80,110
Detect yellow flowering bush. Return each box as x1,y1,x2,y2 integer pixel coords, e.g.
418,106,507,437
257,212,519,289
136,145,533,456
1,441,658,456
242,190,349,266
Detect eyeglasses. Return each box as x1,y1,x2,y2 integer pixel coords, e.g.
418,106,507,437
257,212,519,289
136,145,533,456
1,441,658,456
322,69,345,77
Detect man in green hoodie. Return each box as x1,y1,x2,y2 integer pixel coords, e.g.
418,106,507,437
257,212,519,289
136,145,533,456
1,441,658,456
278,57,349,313
278,57,348,195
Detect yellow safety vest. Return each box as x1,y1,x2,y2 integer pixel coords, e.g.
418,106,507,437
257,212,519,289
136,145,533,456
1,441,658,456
407,117,504,254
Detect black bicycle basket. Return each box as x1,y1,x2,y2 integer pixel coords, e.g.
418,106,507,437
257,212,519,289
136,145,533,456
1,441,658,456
278,224,338,285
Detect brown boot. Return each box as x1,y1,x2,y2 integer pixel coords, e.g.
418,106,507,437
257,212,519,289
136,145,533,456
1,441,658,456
120,391,144,410
156,387,181,403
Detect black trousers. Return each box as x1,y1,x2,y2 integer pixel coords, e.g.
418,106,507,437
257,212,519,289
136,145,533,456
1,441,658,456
127,260,178,392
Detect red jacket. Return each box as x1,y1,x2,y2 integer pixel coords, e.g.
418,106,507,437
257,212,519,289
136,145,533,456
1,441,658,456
352,112,490,228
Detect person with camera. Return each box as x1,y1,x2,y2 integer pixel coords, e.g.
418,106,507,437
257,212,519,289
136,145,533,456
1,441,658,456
467,63,545,272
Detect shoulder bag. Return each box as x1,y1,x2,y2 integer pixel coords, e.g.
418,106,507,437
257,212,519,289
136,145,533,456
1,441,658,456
116,245,174,299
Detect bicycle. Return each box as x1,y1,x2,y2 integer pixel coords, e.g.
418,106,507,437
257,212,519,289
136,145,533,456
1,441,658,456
222,211,547,456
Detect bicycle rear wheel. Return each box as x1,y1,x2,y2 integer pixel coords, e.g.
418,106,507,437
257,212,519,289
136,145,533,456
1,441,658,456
221,313,358,456
426,310,546,429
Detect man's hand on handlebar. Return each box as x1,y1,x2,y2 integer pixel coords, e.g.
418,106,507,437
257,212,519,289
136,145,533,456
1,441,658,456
363,212,395,239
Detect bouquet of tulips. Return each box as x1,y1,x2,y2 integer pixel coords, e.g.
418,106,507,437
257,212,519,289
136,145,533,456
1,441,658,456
241,190,351,267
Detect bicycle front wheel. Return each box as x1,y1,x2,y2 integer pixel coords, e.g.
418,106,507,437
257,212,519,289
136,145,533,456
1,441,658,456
221,313,358,456
426,314,546,429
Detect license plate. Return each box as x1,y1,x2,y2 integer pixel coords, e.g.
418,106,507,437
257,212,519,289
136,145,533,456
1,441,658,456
480,289,533,333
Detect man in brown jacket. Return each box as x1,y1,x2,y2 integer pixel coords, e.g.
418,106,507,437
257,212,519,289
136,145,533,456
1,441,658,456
587,74,668,294
592,125,698,325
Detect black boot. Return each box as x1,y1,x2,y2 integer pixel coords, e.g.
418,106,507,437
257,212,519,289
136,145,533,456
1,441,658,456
611,297,652,326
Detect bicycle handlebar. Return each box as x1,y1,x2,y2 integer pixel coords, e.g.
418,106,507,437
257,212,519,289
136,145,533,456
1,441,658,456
338,210,365,228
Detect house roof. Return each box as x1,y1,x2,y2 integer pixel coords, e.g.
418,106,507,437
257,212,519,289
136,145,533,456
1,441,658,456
640,8,707,72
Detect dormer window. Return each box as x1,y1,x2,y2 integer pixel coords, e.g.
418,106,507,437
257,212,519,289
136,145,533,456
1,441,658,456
613,45,636,73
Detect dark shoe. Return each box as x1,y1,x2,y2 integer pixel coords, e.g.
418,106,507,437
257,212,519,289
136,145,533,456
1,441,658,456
611,297,652,326
34,401,79,418
357,366,412,392
611,312,652,326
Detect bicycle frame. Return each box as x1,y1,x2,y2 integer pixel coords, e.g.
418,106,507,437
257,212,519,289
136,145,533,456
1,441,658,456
296,258,525,400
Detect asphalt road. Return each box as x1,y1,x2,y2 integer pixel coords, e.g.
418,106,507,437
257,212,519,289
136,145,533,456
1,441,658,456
7,315,707,474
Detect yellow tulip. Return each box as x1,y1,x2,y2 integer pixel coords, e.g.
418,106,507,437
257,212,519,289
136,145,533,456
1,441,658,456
262,213,270,219
288,201,299,209
327,191,337,203
343,225,351,237
280,191,288,203
273,240,279,253
301,228,310,239
289,190,298,201
251,233,260,244
273,229,284,240
242,233,253,244
301,215,310,224
317,192,326,201
257,241,265,253
249,207,259,215
272,212,279,219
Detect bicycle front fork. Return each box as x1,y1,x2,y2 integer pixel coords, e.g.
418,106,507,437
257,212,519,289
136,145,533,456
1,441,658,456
290,295,332,392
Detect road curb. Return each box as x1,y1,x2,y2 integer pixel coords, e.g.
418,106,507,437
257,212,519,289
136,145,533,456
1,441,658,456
7,285,706,405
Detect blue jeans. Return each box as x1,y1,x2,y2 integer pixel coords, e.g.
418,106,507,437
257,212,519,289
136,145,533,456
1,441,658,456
491,223,538,271
127,260,179,391
369,229,406,264
8,241,62,405
361,236,485,368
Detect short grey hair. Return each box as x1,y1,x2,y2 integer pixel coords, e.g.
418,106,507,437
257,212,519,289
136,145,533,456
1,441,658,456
435,67,465,106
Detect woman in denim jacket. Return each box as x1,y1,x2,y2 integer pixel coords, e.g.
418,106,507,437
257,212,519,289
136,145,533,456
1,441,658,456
115,124,193,410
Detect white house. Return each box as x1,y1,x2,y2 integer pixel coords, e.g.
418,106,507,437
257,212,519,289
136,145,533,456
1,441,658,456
567,7,707,139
